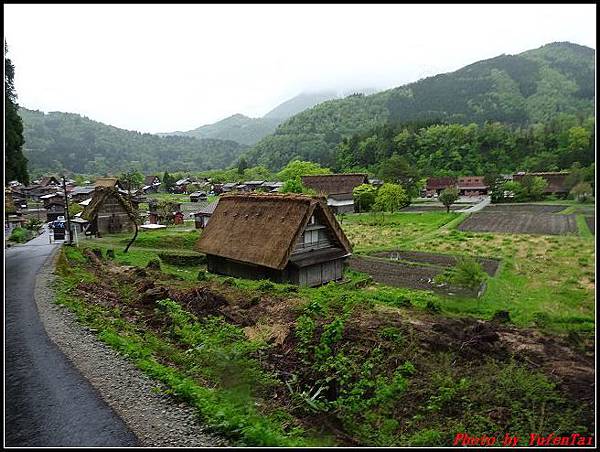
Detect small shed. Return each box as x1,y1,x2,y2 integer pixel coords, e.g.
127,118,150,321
82,187,138,236
196,193,352,287
193,200,219,229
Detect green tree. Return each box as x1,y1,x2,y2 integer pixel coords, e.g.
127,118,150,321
276,160,332,181
439,187,460,213
502,180,524,202
237,157,249,175
353,183,377,212
570,182,593,203
520,175,548,201
120,169,144,193
279,179,316,195
162,171,176,192
373,183,409,212
5,43,29,184
377,154,420,199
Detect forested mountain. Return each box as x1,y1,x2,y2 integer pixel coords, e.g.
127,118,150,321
158,114,281,146
20,108,248,175
244,42,595,170
159,90,376,146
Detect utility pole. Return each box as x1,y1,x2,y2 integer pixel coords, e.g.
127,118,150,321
62,175,73,245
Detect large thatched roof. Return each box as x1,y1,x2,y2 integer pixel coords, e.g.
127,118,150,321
82,187,138,222
94,177,120,188
301,174,368,195
196,193,352,270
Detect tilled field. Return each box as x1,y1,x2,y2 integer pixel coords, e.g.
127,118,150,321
347,256,479,297
458,212,578,235
371,250,500,276
585,216,595,234
482,204,567,214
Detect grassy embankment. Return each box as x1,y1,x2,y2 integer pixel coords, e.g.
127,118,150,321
54,242,590,446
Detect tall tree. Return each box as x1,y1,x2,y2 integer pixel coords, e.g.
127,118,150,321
5,43,29,185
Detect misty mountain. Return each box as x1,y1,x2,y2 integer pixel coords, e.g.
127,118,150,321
19,108,248,175
244,42,595,170
159,89,377,146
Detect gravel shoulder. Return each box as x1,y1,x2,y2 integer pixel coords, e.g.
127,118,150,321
34,247,227,447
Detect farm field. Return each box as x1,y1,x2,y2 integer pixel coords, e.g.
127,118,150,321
54,242,594,446
458,212,578,235
51,202,595,446
481,204,567,214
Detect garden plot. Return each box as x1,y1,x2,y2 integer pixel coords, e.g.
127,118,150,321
482,204,567,214
348,251,499,297
371,250,500,276
458,212,578,235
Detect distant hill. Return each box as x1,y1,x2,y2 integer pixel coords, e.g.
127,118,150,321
243,42,595,170
19,108,248,175
159,89,376,145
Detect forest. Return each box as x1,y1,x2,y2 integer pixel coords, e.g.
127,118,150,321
243,42,595,170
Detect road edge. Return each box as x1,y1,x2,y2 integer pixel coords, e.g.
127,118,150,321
34,246,227,447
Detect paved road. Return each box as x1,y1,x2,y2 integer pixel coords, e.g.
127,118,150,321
4,228,139,447
458,196,491,213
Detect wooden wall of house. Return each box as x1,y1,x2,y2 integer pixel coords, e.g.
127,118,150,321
207,255,293,283
297,259,343,287
96,194,135,234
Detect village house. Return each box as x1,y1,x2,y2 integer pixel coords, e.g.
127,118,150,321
513,172,570,196
457,176,489,197
261,181,284,192
69,186,96,203
38,175,61,187
142,175,161,194
242,180,266,191
82,187,138,236
192,200,219,229
40,191,65,208
45,199,66,222
301,173,369,214
424,176,458,197
189,191,208,202
196,193,353,287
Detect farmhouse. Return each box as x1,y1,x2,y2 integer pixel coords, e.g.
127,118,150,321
45,199,66,222
39,175,61,187
457,176,488,196
142,175,161,193
425,176,457,197
192,200,219,229
69,186,96,202
189,191,208,202
513,172,570,195
301,173,369,214
82,187,138,235
196,193,352,287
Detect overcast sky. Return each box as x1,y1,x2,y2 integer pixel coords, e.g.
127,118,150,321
4,4,596,134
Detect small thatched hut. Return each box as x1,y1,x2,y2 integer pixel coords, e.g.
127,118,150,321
301,173,369,214
196,193,352,287
82,187,138,235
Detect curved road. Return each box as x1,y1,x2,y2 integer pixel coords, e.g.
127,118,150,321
4,228,138,447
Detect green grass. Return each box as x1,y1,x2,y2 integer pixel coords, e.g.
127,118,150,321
342,211,595,334
53,247,330,447
576,215,593,238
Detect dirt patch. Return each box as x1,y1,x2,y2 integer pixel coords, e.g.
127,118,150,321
585,216,595,234
371,250,500,276
347,256,479,297
458,212,578,235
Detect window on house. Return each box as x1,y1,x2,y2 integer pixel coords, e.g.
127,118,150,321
304,229,319,245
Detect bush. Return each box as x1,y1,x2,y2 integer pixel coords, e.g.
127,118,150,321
9,227,33,243
435,257,487,291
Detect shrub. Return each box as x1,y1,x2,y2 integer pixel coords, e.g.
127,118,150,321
146,258,161,270
435,257,487,291
9,227,32,243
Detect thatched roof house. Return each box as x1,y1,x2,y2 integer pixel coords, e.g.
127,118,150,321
192,200,219,228
300,174,369,214
513,172,570,194
301,173,368,195
196,193,352,286
82,187,138,235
